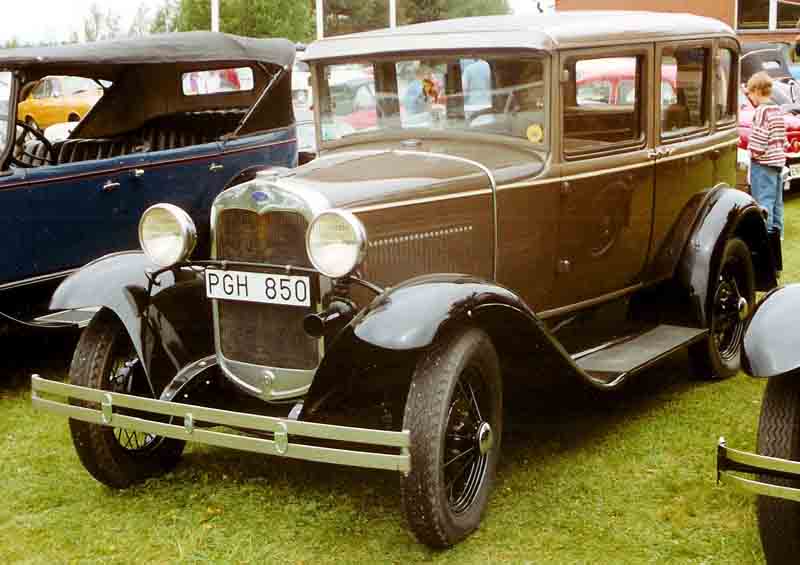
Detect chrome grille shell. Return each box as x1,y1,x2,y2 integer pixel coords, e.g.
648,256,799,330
210,173,331,401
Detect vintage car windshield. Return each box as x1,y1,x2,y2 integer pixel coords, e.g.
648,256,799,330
0,72,10,156
317,54,548,147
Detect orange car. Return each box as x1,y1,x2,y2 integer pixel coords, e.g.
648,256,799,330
17,75,102,129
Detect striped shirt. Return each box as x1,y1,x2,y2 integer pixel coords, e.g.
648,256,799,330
750,103,787,168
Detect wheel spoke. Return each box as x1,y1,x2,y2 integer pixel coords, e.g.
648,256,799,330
445,445,476,468
465,379,483,422
446,452,479,491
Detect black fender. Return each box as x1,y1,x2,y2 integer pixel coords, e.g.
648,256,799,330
305,274,589,409
677,185,777,327
50,251,213,381
742,284,800,378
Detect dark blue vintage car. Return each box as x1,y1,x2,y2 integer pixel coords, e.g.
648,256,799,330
0,32,297,328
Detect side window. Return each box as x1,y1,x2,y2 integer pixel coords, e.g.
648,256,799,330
660,46,708,137
31,80,47,99
563,55,644,156
715,48,737,123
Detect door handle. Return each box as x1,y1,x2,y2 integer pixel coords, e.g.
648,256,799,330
101,180,121,193
132,168,145,178
710,149,722,161
209,163,224,172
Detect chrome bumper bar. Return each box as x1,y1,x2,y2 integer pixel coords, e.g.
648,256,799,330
717,437,800,502
32,376,410,473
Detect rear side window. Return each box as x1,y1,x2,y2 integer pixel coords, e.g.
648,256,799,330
715,48,737,123
660,46,708,138
563,55,644,156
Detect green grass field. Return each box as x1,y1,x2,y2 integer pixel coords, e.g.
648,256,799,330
3,193,800,564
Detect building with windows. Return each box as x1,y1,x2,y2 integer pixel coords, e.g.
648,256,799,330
556,1,800,44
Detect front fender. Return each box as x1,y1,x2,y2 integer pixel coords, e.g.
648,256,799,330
50,251,213,379
678,185,776,326
743,284,800,378
305,274,589,410
351,273,538,351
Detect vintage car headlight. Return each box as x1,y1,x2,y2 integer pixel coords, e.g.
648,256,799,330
306,210,367,278
139,203,197,267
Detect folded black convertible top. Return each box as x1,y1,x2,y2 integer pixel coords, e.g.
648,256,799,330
0,31,295,80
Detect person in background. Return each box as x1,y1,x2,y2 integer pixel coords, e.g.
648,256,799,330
747,71,786,274
462,59,491,116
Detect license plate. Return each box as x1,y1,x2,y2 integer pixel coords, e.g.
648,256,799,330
205,269,311,307
790,164,800,179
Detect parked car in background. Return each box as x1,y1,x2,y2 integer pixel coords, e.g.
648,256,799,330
17,75,103,129
32,12,777,549
717,284,800,564
0,32,297,330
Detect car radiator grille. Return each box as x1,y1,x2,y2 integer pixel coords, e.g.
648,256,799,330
215,209,319,370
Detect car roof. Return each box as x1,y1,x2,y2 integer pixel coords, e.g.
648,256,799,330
0,31,295,81
305,11,736,62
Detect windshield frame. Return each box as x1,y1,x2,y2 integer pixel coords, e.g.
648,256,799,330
310,50,550,154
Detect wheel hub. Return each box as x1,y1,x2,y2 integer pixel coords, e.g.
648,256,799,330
737,296,749,321
477,421,493,455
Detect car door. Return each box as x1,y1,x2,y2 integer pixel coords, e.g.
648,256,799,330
551,45,656,306
648,40,717,274
0,169,33,285
27,155,139,276
117,136,223,258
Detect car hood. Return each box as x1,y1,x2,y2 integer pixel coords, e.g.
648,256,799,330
274,149,493,210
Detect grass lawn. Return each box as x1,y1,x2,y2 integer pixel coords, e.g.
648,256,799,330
3,193,800,564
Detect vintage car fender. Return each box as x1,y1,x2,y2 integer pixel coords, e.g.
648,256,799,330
307,274,585,403
677,184,776,326
742,284,800,378
49,251,213,379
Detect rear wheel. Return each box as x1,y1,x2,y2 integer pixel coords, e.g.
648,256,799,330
756,374,800,564
400,327,502,548
690,237,755,379
69,309,185,488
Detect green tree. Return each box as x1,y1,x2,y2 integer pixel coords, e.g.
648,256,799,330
152,0,312,42
398,0,510,25
151,0,180,33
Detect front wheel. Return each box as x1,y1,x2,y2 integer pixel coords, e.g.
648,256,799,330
756,375,800,564
69,309,185,488
690,237,755,379
400,327,502,548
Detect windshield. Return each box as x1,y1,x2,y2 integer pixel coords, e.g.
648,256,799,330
0,72,10,158
317,54,548,147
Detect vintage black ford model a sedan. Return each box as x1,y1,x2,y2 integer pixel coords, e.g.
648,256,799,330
33,12,777,547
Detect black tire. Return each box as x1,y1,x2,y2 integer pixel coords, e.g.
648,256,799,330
690,237,755,379
400,327,502,548
67,113,80,122
756,375,800,564
69,309,185,488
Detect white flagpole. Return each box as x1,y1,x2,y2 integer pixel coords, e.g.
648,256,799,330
316,0,324,39
211,0,220,32
389,0,397,28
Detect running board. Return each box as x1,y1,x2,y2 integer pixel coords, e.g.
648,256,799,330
573,324,707,388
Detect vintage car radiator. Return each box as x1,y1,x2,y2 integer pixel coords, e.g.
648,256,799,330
215,209,319,370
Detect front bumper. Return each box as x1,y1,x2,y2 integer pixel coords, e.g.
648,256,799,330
717,437,800,502
32,376,410,473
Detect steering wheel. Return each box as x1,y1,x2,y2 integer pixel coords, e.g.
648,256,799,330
10,120,55,167
467,92,519,128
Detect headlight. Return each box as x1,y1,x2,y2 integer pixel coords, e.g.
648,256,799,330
139,203,197,267
306,210,367,278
